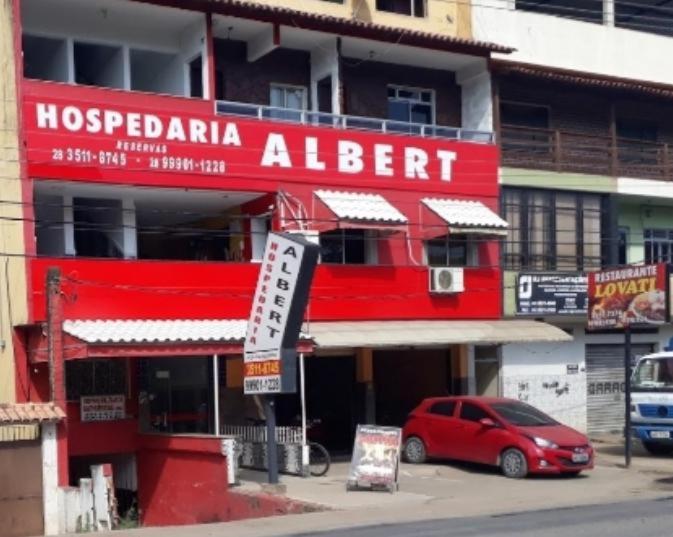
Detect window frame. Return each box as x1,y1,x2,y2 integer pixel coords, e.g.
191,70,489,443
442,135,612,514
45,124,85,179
270,83,308,111
428,400,457,418
387,84,436,126
376,0,427,18
65,358,129,402
644,228,673,264
319,228,378,265
458,401,493,423
425,233,479,267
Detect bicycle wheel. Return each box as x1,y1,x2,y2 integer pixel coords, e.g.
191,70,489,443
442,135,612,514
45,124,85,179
308,442,330,477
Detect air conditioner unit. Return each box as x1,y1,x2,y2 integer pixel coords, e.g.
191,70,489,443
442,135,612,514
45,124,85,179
429,267,464,294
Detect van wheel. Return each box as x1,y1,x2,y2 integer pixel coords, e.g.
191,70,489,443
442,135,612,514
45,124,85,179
501,448,528,479
404,437,427,464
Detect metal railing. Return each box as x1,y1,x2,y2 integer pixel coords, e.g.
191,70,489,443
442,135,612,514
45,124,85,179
221,423,302,444
215,100,495,144
501,124,673,181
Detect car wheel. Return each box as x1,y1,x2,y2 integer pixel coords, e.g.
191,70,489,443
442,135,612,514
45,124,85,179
404,437,427,464
500,448,528,479
643,441,673,456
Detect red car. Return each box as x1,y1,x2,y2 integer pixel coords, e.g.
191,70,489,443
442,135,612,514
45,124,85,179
402,396,594,478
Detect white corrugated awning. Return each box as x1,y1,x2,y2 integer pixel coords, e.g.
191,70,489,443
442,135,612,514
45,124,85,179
307,320,571,349
63,319,250,344
422,198,508,235
315,190,408,224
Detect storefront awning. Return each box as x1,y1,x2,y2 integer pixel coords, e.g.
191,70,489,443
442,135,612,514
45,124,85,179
27,319,313,361
307,320,571,349
421,198,509,236
314,190,408,230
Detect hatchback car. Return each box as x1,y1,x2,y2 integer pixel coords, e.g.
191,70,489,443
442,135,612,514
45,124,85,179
402,396,593,478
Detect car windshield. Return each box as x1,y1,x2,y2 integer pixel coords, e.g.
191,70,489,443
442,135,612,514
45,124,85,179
633,357,673,390
489,401,557,427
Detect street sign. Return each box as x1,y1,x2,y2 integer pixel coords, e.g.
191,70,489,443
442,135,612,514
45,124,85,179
244,232,319,394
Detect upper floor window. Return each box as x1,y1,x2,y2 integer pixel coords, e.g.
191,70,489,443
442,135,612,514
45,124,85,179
618,226,629,265
502,188,604,272
320,229,378,265
269,84,307,121
387,86,434,125
515,0,602,23
66,359,127,401
377,0,426,17
644,229,673,264
426,234,478,267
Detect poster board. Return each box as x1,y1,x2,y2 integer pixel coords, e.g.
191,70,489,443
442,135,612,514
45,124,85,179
347,425,402,493
81,394,125,422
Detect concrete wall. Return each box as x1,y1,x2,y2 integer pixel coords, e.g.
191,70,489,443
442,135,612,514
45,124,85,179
473,1,673,86
255,0,472,39
0,0,28,404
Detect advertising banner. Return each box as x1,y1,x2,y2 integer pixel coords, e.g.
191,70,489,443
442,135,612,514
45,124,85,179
244,232,319,394
516,273,587,315
347,425,402,492
81,394,125,422
587,264,668,330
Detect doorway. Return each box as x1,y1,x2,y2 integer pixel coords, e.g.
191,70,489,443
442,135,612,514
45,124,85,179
474,345,500,397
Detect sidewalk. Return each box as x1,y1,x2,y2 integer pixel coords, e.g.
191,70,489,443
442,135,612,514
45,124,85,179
102,436,673,537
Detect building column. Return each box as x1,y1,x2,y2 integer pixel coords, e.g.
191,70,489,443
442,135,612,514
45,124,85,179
356,348,375,423
310,37,340,115
603,0,615,26
121,198,137,259
41,422,59,535
456,61,493,133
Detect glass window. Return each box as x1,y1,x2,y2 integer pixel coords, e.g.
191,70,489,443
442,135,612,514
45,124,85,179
490,402,557,426
459,402,491,422
426,234,476,267
73,197,124,259
66,359,127,401
376,0,426,17
644,229,673,264
502,188,604,271
387,86,434,126
428,401,456,417
270,84,306,110
320,229,377,264
515,0,602,23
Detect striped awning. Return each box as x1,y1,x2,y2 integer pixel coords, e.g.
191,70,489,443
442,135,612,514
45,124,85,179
0,403,65,425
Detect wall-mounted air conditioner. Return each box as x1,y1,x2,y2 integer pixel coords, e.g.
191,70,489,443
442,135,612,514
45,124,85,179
429,267,464,294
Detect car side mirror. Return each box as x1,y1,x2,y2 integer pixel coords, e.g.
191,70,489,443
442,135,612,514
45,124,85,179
479,418,497,428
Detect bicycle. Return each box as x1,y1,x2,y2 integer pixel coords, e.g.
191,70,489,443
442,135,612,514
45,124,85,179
308,440,330,477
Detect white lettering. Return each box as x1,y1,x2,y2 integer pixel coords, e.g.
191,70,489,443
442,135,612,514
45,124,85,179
104,110,124,135
222,123,241,146
85,109,102,133
127,113,142,137
404,147,429,179
189,119,208,143
261,133,292,168
337,141,364,174
36,103,58,129
62,106,84,131
305,137,325,171
144,115,163,139
436,150,457,182
374,144,393,177
166,117,186,141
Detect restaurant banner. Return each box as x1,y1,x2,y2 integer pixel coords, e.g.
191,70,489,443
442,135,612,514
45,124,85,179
244,232,319,394
81,394,125,422
347,425,402,492
587,264,668,330
516,273,587,315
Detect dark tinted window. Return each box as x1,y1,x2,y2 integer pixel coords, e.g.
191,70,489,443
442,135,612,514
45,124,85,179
459,402,490,422
428,401,456,417
490,402,557,426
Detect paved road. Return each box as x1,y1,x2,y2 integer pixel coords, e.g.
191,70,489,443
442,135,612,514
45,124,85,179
287,498,673,537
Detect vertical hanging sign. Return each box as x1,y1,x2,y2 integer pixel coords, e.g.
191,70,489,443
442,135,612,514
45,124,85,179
244,232,319,394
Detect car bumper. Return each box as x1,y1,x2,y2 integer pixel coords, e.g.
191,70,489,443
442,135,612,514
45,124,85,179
527,446,594,474
633,424,673,442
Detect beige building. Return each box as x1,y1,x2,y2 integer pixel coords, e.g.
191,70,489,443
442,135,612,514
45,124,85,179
0,0,28,406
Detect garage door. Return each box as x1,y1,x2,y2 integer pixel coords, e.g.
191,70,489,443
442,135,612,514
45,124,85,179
586,343,654,434
0,440,43,537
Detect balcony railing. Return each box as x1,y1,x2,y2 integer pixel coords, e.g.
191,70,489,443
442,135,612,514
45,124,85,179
501,124,673,180
215,100,495,144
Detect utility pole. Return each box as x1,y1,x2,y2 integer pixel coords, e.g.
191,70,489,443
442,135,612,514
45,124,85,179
46,267,64,405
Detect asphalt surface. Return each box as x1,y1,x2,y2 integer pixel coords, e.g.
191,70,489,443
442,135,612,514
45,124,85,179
288,497,673,537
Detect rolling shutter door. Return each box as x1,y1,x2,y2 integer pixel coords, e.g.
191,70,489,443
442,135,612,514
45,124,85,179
586,343,654,434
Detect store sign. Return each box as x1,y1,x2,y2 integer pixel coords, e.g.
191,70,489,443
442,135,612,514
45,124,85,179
244,233,319,394
81,394,125,422
22,87,498,191
347,425,402,492
516,273,587,315
587,264,668,330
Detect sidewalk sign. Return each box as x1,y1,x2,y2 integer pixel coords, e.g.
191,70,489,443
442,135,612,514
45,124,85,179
346,424,402,493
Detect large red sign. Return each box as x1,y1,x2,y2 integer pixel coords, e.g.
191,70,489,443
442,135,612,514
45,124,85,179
22,81,498,196
587,264,668,330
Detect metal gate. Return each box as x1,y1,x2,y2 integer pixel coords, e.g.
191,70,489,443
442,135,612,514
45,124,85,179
586,343,654,434
0,439,44,537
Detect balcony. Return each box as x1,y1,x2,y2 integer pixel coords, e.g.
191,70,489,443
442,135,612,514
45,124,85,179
216,101,494,144
501,125,673,181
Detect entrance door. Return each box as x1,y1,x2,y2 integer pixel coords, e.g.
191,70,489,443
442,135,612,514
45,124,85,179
0,440,43,537
586,343,654,433
475,346,500,397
